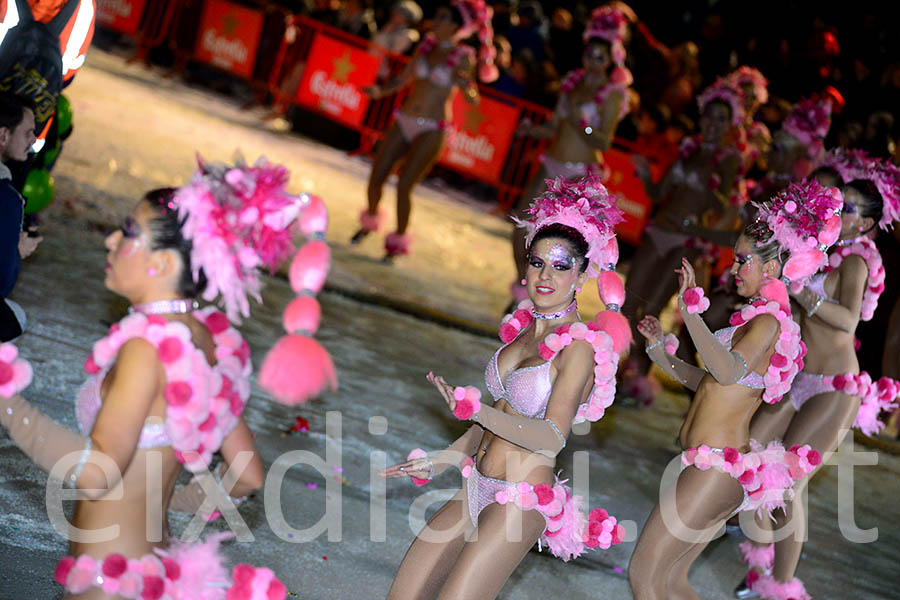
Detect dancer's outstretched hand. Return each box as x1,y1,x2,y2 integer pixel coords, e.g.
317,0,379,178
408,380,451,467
637,316,664,345
381,457,432,480
676,257,697,296
426,371,456,413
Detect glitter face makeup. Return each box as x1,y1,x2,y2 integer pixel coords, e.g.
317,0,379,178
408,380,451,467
531,243,578,271
734,252,754,268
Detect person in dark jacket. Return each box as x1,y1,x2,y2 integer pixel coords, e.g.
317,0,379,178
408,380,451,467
0,94,41,341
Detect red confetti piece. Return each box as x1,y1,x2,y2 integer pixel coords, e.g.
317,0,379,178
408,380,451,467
322,556,328,561
291,416,310,433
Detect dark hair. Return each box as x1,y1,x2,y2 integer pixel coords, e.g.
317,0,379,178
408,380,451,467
810,166,841,188
529,224,590,272
0,93,35,131
843,178,883,233
448,3,464,27
743,219,787,267
143,188,208,298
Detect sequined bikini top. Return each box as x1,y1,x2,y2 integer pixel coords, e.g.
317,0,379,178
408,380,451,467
414,55,454,88
484,340,554,419
713,324,765,389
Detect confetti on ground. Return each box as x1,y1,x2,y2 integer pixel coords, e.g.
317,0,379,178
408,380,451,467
306,482,317,489
332,465,343,472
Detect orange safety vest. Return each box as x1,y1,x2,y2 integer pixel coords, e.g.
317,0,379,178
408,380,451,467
0,0,95,145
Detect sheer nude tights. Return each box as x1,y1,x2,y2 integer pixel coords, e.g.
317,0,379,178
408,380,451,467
629,465,745,600
387,485,546,600
741,391,859,583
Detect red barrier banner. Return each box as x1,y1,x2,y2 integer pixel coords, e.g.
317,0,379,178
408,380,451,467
295,34,381,128
96,0,147,35
603,147,655,246
194,0,264,79
439,92,519,184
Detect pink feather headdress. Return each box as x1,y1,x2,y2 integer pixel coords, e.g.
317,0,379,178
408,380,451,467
175,156,309,323
726,66,769,105
754,179,843,291
516,175,624,279
782,97,831,162
583,6,628,66
451,0,498,81
697,79,744,126
172,155,337,405
823,149,900,229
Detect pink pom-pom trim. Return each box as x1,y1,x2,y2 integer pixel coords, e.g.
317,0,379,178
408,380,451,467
682,287,710,314
283,296,321,335
259,335,337,405
289,240,330,294
0,342,33,397
452,386,482,420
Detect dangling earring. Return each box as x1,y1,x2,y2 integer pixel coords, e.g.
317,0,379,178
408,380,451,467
148,267,158,277
576,287,582,293
763,272,769,278
520,278,526,285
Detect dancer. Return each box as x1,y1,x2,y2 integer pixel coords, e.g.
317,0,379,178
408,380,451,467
628,180,842,600
734,155,900,600
622,79,742,402
0,158,333,599
382,176,630,599
507,5,631,306
725,66,770,174
352,0,498,261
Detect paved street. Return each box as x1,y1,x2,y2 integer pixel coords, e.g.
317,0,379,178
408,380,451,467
0,50,897,599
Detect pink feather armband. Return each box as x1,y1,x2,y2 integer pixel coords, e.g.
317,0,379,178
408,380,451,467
453,386,482,420
0,343,33,397
682,287,710,314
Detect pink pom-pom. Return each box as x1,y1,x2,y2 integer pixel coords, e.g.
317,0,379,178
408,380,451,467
597,270,625,306
783,249,825,285
358,209,382,233
260,335,337,405
663,333,678,355
682,287,710,314
610,66,629,85
594,310,631,355
289,241,331,294
55,556,76,586
499,323,519,343
283,297,321,335
759,278,789,308
452,386,482,420
296,194,329,236
479,63,499,83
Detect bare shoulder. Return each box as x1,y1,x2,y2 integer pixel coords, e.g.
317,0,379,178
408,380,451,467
557,338,594,370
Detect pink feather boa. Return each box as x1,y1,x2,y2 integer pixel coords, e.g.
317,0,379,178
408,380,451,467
747,572,811,600
739,540,774,571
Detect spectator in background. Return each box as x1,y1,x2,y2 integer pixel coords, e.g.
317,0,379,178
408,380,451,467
307,0,340,26
0,94,41,342
861,110,896,159
335,0,376,39
371,1,422,55
505,0,545,62
658,42,702,119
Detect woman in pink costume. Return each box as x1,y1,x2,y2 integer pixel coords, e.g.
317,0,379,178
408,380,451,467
628,180,843,600
734,153,900,600
622,78,742,402
0,158,336,599
507,6,631,305
381,176,631,599
725,66,771,175
352,0,497,261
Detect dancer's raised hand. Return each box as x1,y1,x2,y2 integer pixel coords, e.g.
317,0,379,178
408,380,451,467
426,371,456,412
637,316,664,345
676,257,697,295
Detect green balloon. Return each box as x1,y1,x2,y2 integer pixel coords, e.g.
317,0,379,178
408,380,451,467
42,140,61,169
22,169,54,214
56,94,73,135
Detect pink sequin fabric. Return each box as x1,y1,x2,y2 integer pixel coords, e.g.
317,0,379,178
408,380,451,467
466,464,516,527
484,344,553,418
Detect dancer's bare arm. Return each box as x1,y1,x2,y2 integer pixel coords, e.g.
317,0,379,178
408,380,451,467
677,258,777,383
0,338,158,499
793,254,867,332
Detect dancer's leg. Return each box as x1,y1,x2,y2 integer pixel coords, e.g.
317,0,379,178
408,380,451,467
769,390,858,583
629,465,744,599
387,487,474,600
367,124,410,216
393,130,445,234
435,501,546,600
749,399,797,446
665,538,713,600
511,166,549,281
